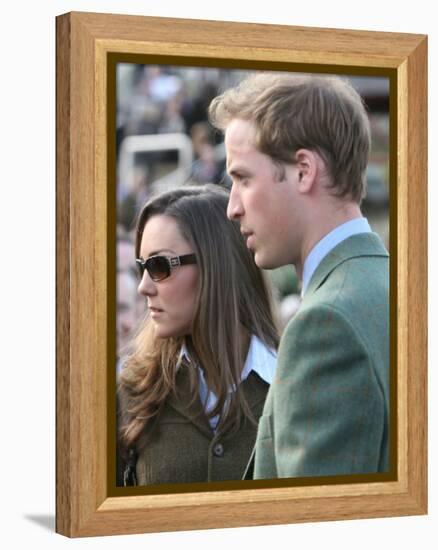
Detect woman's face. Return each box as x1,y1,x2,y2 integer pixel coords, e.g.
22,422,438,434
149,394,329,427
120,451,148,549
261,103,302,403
138,214,199,339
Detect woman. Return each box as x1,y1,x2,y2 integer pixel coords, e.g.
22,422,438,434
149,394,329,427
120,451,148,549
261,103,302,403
118,184,279,486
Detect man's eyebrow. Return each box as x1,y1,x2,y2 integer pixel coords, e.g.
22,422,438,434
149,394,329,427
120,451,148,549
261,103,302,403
228,167,249,177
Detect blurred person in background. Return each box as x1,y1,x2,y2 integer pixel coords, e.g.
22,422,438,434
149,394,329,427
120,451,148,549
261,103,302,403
117,232,136,271
209,73,389,478
116,270,138,377
189,122,223,184
117,184,279,486
117,165,150,233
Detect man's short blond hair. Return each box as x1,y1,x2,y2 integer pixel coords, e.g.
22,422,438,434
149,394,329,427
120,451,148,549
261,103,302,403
209,73,371,203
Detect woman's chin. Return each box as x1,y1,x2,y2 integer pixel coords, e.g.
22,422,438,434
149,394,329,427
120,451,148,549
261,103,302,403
153,324,190,340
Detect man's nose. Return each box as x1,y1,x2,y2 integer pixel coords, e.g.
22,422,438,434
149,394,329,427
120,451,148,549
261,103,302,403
227,185,244,220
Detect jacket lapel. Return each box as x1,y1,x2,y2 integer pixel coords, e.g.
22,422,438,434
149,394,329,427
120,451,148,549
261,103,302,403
166,362,214,439
167,364,270,441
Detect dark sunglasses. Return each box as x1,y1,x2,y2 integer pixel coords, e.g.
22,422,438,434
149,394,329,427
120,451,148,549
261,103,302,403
135,253,197,282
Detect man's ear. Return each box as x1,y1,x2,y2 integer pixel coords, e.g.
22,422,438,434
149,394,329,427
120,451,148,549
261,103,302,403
294,149,319,194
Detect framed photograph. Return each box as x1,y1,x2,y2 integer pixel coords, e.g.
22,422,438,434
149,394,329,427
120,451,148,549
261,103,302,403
56,11,427,537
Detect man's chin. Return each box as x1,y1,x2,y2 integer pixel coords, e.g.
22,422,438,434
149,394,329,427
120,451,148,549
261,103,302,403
254,249,286,270
254,250,273,270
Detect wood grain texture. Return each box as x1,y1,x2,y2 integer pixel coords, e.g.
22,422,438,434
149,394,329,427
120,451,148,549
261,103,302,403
56,13,71,537
72,11,422,59
55,11,428,537
406,37,428,511
396,60,409,492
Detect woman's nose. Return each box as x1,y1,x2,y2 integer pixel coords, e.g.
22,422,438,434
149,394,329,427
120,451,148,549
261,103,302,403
137,270,157,296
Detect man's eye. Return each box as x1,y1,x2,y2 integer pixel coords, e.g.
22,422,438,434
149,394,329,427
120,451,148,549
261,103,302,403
231,174,249,187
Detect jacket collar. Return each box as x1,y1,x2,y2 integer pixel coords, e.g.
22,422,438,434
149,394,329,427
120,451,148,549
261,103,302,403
302,217,372,295
304,232,389,298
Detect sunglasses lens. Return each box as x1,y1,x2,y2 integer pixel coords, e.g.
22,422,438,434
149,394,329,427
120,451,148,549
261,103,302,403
146,256,169,281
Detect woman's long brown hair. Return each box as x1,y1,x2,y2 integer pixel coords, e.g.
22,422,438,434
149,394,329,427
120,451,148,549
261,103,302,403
118,184,279,455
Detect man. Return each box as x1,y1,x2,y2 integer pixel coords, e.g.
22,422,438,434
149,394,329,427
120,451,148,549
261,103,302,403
209,73,389,478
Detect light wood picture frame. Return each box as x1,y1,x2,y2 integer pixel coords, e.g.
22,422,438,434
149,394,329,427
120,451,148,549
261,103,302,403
56,11,427,537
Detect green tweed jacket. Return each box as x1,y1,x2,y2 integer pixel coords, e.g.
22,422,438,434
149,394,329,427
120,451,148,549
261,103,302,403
118,364,269,486
253,232,389,479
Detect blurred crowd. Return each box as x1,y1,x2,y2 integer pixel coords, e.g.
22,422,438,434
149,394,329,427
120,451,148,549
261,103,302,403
115,64,390,362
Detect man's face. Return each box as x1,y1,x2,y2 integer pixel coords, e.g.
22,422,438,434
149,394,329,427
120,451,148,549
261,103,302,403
225,118,302,269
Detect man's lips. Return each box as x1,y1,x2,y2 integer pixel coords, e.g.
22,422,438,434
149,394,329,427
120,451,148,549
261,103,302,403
241,229,255,248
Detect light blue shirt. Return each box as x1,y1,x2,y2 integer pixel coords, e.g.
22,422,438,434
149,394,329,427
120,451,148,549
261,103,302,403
301,217,372,296
178,335,277,431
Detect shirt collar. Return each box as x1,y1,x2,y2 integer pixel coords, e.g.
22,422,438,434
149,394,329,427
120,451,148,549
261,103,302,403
301,217,371,297
178,335,277,432
241,334,277,384
178,334,277,386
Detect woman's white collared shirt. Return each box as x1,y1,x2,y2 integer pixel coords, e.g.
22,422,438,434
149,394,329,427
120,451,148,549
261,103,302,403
178,335,277,431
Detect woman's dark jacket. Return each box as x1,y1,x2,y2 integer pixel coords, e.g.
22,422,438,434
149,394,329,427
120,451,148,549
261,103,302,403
117,362,269,486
